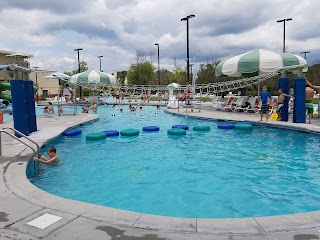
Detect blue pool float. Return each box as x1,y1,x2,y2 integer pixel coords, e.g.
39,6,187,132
172,124,189,130
63,129,82,136
102,130,120,137
217,123,234,129
143,126,160,132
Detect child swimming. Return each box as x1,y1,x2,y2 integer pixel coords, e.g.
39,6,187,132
33,146,60,165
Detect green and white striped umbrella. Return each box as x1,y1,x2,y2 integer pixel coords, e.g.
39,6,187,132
215,49,308,77
70,70,116,85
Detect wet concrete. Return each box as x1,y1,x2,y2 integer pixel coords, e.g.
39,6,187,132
0,212,9,222
96,226,168,240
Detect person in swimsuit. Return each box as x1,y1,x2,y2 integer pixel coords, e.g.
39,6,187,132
277,88,291,121
306,80,320,124
34,146,60,165
259,85,272,122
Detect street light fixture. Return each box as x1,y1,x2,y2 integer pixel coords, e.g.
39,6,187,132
181,14,195,84
154,43,160,85
74,48,83,98
33,67,39,103
97,55,103,72
300,51,310,61
277,18,292,53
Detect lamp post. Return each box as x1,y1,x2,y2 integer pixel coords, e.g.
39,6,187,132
277,18,292,53
33,67,39,103
181,14,195,84
154,43,160,85
74,48,83,98
97,55,103,72
300,51,310,61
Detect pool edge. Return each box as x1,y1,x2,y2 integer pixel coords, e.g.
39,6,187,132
4,111,320,234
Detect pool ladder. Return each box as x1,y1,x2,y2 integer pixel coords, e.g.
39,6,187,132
0,127,41,171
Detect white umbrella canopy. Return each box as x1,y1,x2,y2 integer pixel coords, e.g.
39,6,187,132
70,70,116,85
45,72,71,80
167,83,180,89
215,49,308,77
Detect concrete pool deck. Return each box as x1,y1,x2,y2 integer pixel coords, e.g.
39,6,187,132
2,109,320,239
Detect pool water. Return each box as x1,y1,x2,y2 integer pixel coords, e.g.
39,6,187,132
28,106,320,218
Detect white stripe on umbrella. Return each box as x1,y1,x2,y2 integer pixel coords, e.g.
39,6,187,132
221,51,250,77
259,49,283,74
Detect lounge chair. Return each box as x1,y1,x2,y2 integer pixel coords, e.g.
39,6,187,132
243,97,260,113
232,96,249,112
222,96,236,111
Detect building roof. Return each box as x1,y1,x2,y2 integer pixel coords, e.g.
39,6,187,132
0,50,34,58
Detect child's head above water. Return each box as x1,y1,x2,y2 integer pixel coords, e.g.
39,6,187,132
47,146,56,157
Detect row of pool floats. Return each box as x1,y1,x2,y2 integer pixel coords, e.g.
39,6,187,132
62,122,253,141
218,122,253,130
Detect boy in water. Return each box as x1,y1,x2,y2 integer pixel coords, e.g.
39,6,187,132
259,85,272,122
34,146,60,164
277,88,291,121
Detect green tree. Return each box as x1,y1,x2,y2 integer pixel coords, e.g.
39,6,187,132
172,66,187,85
127,62,154,85
64,61,89,76
117,71,127,84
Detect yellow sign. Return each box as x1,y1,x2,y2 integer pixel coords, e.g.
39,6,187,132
270,109,278,121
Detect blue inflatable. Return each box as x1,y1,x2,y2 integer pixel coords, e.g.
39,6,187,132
217,123,234,129
63,128,82,136
143,126,160,132
102,130,120,137
172,124,189,130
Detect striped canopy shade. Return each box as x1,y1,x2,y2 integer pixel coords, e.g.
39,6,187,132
70,70,116,85
215,49,308,77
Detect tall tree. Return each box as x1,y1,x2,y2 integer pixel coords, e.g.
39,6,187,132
127,62,154,85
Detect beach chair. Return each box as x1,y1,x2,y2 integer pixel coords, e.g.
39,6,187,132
211,96,222,110
243,97,260,113
222,96,236,111
232,96,249,112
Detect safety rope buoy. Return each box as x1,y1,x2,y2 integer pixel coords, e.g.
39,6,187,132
102,130,120,137
86,132,107,141
234,123,253,130
193,125,211,131
142,126,160,132
217,123,234,129
167,128,186,135
172,124,189,130
63,129,82,136
120,129,140,136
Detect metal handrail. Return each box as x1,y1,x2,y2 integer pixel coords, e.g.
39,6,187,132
2,127,40,156
0,130,37,157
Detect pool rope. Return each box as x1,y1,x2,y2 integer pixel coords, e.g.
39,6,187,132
63,129,82,136
86,132,107,141
193,125,211,131
167,128,187,135
120,129,140,136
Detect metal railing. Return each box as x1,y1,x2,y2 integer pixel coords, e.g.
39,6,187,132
0,127,40,157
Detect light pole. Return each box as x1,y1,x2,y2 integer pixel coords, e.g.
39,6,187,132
277,18,292,53
300,51,310,61
33,67,39,103
74,48,83,98
181,14,195,84
154,43,160,85
97,55,103,72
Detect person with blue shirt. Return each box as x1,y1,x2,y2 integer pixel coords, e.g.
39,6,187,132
260,85,272,121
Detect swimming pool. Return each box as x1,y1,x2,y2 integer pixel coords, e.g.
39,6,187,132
27,106,320,218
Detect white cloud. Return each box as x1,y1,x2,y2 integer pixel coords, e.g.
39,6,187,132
0,0,320,74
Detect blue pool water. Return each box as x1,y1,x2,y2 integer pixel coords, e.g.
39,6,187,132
28,106,320,218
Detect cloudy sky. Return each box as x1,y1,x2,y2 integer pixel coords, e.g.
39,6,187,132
1,0,319,73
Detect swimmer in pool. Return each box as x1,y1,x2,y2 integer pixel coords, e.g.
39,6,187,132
33,146,60,165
